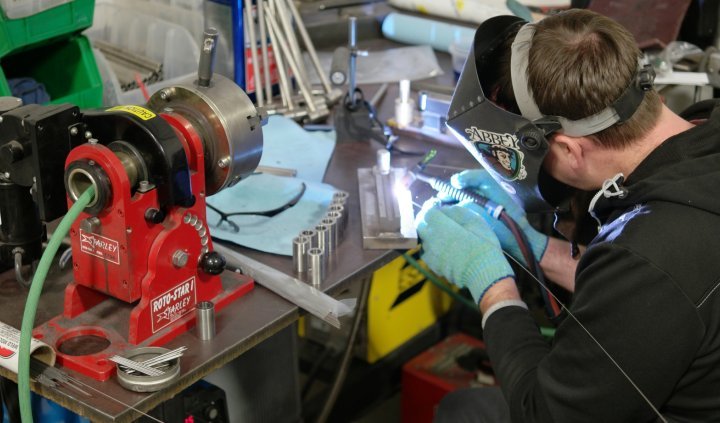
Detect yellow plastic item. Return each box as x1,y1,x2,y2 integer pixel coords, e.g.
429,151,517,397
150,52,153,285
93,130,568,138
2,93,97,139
365,250,453,363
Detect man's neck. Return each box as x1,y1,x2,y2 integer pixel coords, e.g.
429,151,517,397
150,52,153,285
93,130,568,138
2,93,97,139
601,105,694,181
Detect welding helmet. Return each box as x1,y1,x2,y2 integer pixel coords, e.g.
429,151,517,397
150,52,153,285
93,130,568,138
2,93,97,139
446,15,655,212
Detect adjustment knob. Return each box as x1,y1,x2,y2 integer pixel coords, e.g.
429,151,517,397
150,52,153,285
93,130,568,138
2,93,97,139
0,140,24,164
200,251,225,275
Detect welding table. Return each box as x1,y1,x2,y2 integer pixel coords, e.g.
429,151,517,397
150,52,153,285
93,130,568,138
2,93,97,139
0,62,476,423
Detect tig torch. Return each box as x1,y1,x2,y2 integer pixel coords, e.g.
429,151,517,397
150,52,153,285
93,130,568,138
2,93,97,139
407,150,562,320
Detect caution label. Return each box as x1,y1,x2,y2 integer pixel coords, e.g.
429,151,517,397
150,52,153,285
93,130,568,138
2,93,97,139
106,105,156,120
151,277,197,333
79,229,120,265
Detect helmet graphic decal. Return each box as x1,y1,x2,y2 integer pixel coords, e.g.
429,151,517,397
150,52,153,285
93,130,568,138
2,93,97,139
465,126,527,181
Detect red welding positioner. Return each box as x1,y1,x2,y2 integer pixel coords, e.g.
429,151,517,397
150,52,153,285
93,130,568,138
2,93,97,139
33,74,265,381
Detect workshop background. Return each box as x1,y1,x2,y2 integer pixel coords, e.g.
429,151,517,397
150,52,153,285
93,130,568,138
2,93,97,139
0,0,717,422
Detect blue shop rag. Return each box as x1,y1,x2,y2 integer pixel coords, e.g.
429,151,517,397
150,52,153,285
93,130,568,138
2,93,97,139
206,116,337,256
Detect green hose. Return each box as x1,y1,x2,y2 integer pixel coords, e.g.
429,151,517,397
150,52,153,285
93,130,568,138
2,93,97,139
402,251,556,339
402,252,479,310
19,186,95,423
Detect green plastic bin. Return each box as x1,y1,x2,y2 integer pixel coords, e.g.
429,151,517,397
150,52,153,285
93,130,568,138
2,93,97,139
0,0,95,58
0,34,103,108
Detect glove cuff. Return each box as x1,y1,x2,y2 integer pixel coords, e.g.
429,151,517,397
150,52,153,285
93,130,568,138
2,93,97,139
529,230,549,263
462,259,514,304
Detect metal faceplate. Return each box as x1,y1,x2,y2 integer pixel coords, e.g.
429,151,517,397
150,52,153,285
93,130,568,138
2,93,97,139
147,74,264,196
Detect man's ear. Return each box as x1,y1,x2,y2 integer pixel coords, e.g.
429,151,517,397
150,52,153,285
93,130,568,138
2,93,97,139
550,133,586,171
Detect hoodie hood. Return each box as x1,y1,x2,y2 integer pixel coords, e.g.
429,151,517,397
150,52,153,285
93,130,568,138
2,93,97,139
589,101,720,226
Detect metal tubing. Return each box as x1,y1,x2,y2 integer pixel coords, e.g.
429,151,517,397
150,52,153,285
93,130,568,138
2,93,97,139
264,9,294,109
348,16,358,105
285,0,333,94
321,217,338,252
292,236,310,273
275,0,307,84
307,248,325,288
243,0,264,106
198,28,219,88
265,8,317,113
333,191,349,205
326,210,344,240
301,229,318,248
257,0,273,104
315,224,330,257
328,204,346,232
195,301,216,341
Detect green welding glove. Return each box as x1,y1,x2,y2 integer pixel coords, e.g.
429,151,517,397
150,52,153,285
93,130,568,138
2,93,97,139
415,199,515,304
451,169,549,266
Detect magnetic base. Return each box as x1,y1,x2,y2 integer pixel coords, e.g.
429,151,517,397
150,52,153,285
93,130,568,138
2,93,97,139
33,273,253,381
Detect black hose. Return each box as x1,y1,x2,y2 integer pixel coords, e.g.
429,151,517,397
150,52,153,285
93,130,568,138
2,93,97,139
315,276,372,423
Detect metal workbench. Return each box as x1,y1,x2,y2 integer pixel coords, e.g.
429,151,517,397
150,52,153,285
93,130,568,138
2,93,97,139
0,57,476,423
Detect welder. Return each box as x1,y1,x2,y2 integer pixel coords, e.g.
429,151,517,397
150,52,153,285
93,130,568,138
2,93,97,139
416,9,720,422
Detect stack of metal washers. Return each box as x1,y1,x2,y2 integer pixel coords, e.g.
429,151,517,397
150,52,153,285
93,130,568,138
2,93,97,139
293,190,350,287
242,0,343,122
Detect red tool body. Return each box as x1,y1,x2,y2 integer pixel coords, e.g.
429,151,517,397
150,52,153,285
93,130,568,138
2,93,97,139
33,74,264,380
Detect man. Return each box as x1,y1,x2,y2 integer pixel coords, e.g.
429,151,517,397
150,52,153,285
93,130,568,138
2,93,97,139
416,9,720,422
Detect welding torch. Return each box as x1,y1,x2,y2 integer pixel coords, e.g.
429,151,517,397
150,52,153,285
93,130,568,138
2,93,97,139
407,150,562,320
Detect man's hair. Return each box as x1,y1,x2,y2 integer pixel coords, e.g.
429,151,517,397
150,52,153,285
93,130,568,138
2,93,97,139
527,9,662,149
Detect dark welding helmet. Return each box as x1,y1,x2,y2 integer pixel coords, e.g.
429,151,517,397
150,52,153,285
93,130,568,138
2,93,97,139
446,15,655,212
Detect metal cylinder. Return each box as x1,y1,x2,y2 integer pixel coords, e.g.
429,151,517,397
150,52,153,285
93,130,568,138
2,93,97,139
332,190,349,206
198,28,219,87
301,229,318,249
328,204,347,232
376,149,391,175
326,210,344,240
307,248,324,288
292,236,310,273
195,301,215,341
146,73,263,195
315,224,330,257
321,217,338,252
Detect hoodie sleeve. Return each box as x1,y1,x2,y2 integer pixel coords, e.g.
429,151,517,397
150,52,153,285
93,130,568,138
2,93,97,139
483,243,705,423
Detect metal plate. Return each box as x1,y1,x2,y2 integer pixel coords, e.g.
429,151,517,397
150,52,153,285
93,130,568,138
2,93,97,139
357,167,417,250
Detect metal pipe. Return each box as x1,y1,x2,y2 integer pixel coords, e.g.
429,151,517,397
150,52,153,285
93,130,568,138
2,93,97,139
307,248,324,288
292,236,310,274
13,248,31,288
301,229,318,248
243,0,264,106
195,301,216,341
257,0,273,104
198,28,219,88
321,217,338,252
265,8,317,113
315,224,330,257
264,9,294,109
285,0,333,94
348,16,358,106
328,204,346,232
275,0,307,84
326,210,343,240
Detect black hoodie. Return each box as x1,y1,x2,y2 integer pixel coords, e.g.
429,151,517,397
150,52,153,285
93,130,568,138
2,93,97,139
483,100,720,423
